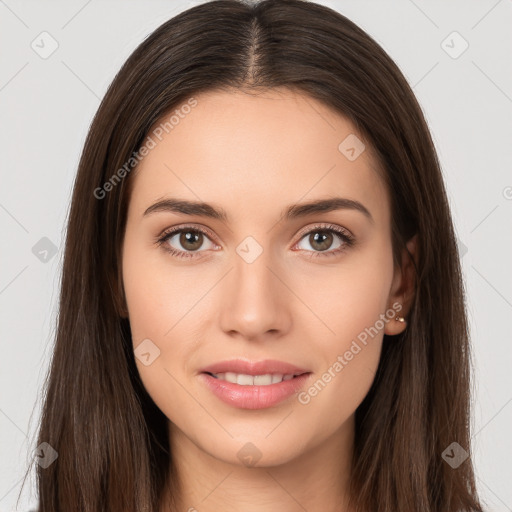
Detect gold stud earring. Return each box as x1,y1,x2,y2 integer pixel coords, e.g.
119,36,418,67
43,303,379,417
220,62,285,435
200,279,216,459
395,316,406,323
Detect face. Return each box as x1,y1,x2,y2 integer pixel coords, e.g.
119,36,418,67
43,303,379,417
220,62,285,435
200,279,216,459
121,88,407,468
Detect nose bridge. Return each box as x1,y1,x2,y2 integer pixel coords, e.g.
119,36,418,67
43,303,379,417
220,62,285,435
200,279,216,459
218,237,290,339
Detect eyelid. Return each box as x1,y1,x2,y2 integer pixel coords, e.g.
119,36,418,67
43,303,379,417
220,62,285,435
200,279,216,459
157,223,217,243
292,222,353,244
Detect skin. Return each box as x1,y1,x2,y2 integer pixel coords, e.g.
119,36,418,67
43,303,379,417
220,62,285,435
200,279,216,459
121,88,417,512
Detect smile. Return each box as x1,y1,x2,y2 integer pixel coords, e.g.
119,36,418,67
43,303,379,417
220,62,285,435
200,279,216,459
199,371,312,409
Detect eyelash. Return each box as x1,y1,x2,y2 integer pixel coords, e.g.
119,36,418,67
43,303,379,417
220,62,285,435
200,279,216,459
156,223,355,260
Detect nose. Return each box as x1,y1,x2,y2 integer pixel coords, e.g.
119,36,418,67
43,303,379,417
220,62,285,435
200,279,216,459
218,247,292,343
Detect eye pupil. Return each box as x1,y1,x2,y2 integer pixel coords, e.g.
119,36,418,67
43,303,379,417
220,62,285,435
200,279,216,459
180,230,203,251
310,231,333,251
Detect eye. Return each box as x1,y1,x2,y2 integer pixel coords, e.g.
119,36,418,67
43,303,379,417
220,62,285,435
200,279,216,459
294,223,354,258
157,223,355,260
157,225,218,259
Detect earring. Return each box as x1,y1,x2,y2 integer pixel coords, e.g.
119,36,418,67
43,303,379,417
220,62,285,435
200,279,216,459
395,316,406,323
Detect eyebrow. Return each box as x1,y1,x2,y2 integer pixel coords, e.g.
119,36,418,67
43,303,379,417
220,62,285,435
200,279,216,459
143,196,373,223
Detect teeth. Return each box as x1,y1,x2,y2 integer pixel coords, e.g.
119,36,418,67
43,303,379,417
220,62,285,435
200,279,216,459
211,372,298,385
238,374,255,385
271,374,283,384
224,372,237,384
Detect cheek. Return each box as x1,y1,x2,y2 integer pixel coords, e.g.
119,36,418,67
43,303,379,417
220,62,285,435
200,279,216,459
296,237,393,348
122,228,199,341
122,238,203,422
122,249,221,460
292,240,394,416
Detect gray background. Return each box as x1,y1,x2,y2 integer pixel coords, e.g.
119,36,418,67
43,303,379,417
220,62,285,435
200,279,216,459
1,0,511,510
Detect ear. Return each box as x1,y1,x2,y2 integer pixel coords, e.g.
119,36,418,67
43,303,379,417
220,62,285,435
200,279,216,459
384,234,418,336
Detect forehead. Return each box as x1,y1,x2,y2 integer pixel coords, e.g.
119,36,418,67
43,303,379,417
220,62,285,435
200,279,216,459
128,88,389,225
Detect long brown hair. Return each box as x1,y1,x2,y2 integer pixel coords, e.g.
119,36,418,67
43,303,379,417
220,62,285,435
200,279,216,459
22,1,483,510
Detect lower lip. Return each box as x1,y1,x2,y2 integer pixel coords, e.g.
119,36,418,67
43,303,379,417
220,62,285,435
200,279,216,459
199,372,312,410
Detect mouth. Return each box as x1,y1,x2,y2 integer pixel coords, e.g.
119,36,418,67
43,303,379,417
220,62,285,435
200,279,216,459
199,370,313,409
203,371,308,386
198,359,312,408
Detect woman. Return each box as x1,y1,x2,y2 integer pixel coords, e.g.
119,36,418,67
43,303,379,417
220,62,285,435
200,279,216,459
25,0,484,510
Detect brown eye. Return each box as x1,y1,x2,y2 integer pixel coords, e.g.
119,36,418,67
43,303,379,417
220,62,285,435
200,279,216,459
297,229,343,253
294,224,354,258
179,230,204,251
308,231,334,252
159,226,217,258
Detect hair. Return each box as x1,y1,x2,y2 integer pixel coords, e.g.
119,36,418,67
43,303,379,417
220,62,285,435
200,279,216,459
20,1,484,511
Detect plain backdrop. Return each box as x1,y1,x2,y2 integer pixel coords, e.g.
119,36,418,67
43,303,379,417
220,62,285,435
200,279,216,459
1,1,511,511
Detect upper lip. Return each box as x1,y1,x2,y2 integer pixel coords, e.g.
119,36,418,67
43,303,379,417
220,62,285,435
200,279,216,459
200,359,310,376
